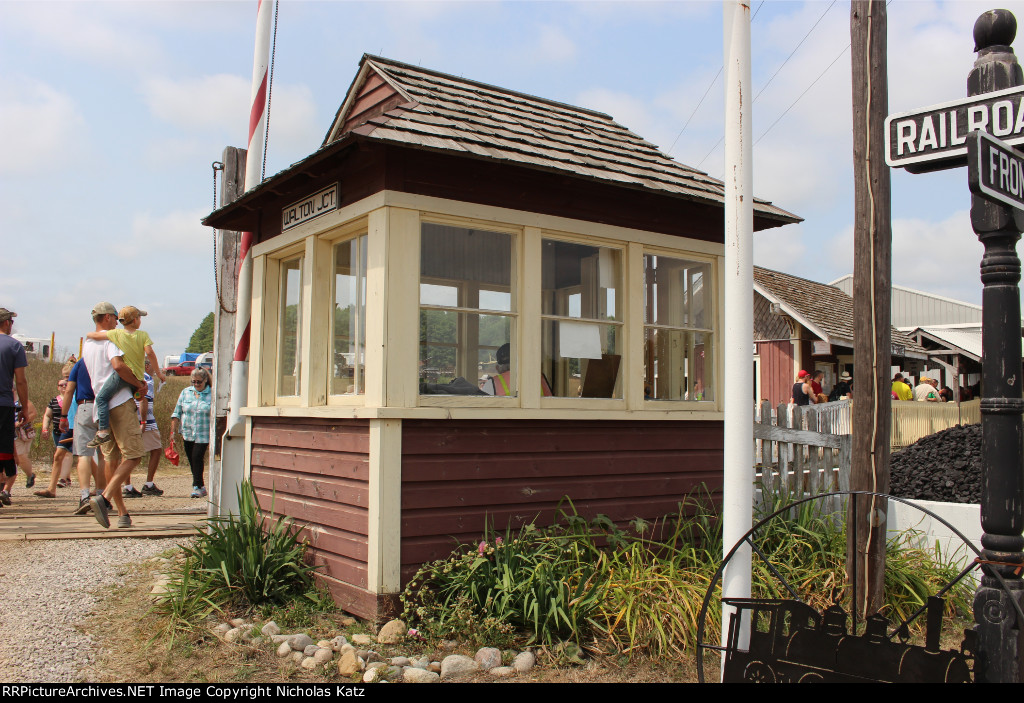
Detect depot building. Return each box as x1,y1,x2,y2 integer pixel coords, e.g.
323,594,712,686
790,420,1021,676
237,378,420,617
203,55,799,620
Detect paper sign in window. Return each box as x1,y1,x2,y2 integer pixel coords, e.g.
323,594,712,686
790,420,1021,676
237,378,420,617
559,321,602,359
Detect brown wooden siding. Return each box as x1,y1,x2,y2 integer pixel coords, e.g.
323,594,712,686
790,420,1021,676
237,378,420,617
399,419,723,581
250,417,372,610
339,71,407,136
757,339,795,407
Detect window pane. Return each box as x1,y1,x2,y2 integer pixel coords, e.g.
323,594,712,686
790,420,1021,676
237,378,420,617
420,224,512,312
643,328,713,401
331,236,366,395
643,255,711,329
278,257,303,397
542,239,621,321
419,310,513,395
541,320,621,398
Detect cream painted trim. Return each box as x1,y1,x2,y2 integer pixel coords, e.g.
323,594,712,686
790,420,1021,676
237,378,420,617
419,396,520,408
384,207,421,408
248,255,267,407
520,227,542,408
363,209,388,407
384,190,723,255
251,192,387,258
243,416,253,478
626,242,645,410
540,398,626,411
260,257,281,406
242,405,723,422
367,418,402,594
298,237,321,405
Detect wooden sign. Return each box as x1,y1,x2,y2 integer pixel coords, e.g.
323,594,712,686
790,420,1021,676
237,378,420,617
282,183,339,231
885,85,1024,172
968,130,1024,211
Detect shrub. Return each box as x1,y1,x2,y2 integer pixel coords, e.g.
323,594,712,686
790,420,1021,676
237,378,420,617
159,481,317,623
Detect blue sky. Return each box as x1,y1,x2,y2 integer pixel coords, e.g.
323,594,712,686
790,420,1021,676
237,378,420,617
1,0,1018,357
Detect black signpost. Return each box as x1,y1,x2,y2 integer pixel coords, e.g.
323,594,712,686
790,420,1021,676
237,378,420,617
887,9,1024,683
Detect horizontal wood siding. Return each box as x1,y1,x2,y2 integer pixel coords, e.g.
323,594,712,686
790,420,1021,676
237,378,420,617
400,419,723,579
250,417,372,602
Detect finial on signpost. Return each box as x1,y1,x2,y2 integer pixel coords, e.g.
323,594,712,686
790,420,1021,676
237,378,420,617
974,9,1017,51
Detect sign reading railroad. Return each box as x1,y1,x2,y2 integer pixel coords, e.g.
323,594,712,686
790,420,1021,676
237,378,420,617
967,130,1024,212
885,85,1024,172
282,183,339,231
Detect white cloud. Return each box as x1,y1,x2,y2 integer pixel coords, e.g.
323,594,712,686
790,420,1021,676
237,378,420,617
530,24,577,64
120,209,210,261
753,223,809,272
143,74,250,131
0,76,85,175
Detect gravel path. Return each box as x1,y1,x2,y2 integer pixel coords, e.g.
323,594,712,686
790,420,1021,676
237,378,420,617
0,537,183,682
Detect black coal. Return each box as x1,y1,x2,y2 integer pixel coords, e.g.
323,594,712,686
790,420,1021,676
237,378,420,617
889,424,982,504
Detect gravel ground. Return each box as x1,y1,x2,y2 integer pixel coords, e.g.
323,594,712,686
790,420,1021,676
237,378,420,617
0,537,183,682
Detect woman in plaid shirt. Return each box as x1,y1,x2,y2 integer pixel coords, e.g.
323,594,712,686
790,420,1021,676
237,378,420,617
170,368,212,498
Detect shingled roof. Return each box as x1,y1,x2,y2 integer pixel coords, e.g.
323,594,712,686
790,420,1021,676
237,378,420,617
754,267,926,357
324,55,799,225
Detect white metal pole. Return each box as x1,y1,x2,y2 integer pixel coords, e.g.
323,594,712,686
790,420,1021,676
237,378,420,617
721,0,754,661
216,0,274,517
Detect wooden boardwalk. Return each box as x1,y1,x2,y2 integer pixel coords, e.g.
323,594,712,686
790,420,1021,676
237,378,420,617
0,498,204,541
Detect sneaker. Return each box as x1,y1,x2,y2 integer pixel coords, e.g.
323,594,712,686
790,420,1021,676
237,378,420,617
74,497,92,515
123,486,144,498
25,474,35,489
190,486,208,498
90,495,110,528
86,431,113,449
0,492,10,506
116,513,132,528
140,484,164,496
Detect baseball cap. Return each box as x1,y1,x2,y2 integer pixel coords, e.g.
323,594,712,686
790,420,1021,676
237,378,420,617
118,305,148,323
0,308,16,322
92,302,117,317
798,370,809,378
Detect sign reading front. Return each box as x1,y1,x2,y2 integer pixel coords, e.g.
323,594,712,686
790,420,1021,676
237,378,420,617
885,85,1024,172
968,130,1024,211
282,183,339,231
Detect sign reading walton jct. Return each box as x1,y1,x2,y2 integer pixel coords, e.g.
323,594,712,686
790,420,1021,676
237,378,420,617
968,130,1024,211
885,85,1024,172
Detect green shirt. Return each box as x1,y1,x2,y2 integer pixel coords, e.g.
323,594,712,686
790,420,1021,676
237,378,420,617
105,328,152,382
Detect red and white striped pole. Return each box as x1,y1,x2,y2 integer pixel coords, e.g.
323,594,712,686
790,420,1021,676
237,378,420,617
227,0,274,434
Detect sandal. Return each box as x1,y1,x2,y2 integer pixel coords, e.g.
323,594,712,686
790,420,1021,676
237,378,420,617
57,479,71,488
33,490,56,498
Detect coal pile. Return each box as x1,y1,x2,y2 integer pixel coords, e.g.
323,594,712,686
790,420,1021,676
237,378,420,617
889,424,982,504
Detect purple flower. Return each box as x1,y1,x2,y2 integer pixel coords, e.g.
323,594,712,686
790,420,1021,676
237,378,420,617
495,536,503,546
478,541,487,555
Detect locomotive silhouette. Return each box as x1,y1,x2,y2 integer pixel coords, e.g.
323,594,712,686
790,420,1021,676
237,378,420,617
721,597,974,683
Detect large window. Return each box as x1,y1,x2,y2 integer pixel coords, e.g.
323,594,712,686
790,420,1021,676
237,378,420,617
419,223,516,396
277,256,303,397
541,239,623,398
331,235,367,395
643,254,713,401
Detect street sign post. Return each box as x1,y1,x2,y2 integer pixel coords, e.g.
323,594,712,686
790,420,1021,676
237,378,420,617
968,130,1024,216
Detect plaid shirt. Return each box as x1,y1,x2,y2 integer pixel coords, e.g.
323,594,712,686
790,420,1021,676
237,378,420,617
171,385,211,443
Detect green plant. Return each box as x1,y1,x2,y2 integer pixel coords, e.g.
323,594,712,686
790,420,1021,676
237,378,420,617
158,481,318,624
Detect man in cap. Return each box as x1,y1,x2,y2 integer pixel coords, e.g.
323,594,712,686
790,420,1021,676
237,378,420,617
0,308,35,503
81,302,147,528
914,376,942,402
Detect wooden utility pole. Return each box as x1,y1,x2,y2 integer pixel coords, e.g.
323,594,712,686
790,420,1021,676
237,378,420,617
849,0,892,617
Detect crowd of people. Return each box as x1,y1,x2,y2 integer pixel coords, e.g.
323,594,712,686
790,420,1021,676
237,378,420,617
790,368,964,407
0,303,213,528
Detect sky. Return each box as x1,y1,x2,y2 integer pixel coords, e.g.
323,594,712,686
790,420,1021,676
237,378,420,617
1,0,1020,359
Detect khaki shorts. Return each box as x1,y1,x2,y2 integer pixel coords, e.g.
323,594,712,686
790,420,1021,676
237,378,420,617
73,401,97,457
14,437,32,460
101,400,145,464
141,427,162,453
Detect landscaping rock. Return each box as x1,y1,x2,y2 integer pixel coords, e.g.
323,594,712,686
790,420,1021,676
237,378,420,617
261,621,281,637
313,648,334,666
489,666,516,677
376,619,406,644
301,657,318,670
475,647,501,671
441,654,480,680
337,647,361,677
329,635,348,651
291,651,304,664
410,656,429,669
513,651,536,673
390,656,410,667
213,623,232,635
229,618,247,627
289,634,314,651
223,628,243,643
440,639,459,650
270,634,291,644
362,669,380,683
277,642,292,658
402,667,440,683
317,640,333,649
428,661,442,674
351,634,374,646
